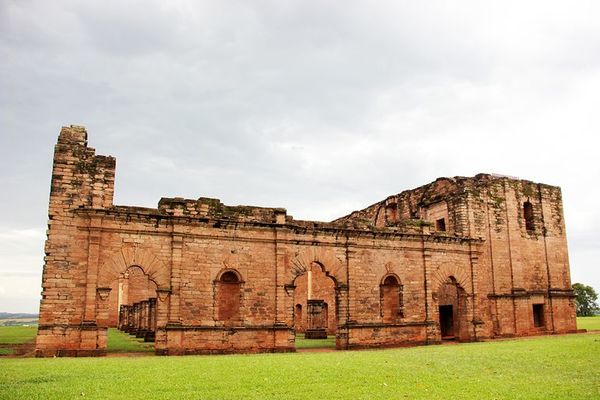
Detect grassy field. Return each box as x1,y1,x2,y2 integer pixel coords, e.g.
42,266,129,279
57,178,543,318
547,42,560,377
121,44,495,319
0,333,598,399
0,326,37,345
0,326,36,357
107,329,154,353
0,327,154,355
0,320,598,398
577,315,600,330
295,334,336,349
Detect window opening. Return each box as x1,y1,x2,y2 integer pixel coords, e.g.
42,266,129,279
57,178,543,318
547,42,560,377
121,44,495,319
435,218,446,231
385,203,398,223
523,201,534,232
533,304,544,328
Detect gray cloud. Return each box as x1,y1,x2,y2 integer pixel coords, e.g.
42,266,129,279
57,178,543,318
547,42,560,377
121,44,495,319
1,0,599,312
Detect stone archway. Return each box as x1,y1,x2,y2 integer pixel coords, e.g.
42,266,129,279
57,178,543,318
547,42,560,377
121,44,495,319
97,246,172,351
287,247,346,348
98,245,170,290
436,276,469,341
104,265,159,328
98,245,169,329
293,261,337,338
112,266,159,342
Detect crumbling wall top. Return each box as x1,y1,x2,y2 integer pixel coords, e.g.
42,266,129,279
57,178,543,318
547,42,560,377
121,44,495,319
58,125,88,146
156,196,287,223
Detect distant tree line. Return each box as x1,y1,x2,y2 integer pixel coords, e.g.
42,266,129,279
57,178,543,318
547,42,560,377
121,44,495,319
0,312,38,319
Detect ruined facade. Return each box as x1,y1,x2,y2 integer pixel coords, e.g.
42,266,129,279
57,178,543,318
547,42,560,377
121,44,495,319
36,125,577,356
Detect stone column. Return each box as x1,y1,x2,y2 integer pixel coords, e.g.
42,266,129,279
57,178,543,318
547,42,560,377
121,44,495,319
169,231,184,325
80,219,103,355
123,305,133,332
132,303,140,334
84,227,102,322
118,305,126,330
335,284,350,349
469,246,485,340
145,298,157,342
137,301,148,338
95,287,112,353
461,292,474,341
274,228,288,325
96,288,112,326
273,227,292,351
155,289,171,355
422,242,439,344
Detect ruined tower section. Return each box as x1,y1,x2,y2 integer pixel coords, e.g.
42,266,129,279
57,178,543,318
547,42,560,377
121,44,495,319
467,176,577,337
36,125,116,356
335,174,577,339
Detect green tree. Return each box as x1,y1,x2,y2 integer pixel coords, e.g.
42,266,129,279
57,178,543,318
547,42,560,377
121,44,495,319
572,283,599,317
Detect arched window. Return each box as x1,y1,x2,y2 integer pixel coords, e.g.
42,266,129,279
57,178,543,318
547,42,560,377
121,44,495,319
380,275,403,323
385,203,398,223
217,270,241,325
523,201,534,232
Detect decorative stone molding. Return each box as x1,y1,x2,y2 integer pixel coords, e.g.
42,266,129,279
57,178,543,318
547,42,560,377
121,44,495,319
98,244,170,288
289,247,346,285
156,288,171,302
96,287,112,301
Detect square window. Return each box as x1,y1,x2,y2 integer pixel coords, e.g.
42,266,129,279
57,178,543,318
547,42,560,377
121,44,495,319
436,218,446,231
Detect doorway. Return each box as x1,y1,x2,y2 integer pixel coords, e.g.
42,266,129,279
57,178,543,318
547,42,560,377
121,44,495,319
292,262,337,349
532,304,544,328
439,305,454,339
437,276,469,341
108,266,157,354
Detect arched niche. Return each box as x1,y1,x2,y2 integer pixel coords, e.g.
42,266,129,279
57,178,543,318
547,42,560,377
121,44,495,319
214,269,244,326
380,273,403,323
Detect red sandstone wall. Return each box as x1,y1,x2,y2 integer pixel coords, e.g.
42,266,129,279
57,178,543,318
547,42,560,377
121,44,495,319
466,178,576,336
37,126,116,356
338,174,577,339
75,209,483,353
37,127,576,357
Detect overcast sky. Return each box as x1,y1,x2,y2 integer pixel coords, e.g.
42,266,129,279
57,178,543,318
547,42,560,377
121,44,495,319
1,1,599,313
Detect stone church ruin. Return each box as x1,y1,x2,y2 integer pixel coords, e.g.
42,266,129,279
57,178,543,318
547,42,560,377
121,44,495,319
36,125,577,356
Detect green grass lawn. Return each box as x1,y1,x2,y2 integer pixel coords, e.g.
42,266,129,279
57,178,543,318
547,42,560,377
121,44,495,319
0,327,153,355
577,315,600,330
295,334,336,349
0,333,598,399
107,328,154,353
0,348,12,356
0,326,37,357
0,326,37,345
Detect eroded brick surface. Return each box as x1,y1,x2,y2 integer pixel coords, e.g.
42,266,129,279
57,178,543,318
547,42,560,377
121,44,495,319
35,126,577,356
